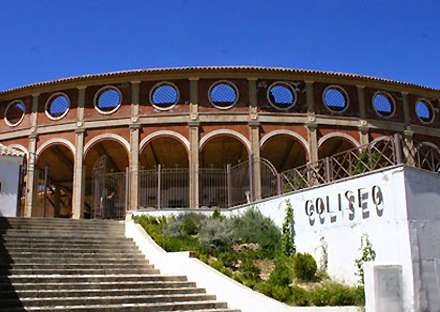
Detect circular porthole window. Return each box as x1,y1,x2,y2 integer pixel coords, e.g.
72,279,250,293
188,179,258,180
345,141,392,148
45,93,70,120
150,82,179,110
209,81,238,109
267,82,297,110
373,92,395,118
94,86,122,114
416,99,434,123
5,100,26,127
323,86,348,112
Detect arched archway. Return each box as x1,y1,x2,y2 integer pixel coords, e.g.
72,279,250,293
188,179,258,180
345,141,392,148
416,142,440,172
34,142,74,218
318,134,359,159
260,132,308,198
84,137,129,219
200,132,250,208
139,134,189,209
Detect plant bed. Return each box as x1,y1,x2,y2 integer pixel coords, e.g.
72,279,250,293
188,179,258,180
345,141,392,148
134,207,364,307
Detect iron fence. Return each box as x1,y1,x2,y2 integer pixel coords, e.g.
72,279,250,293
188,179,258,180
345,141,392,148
91,171,127,219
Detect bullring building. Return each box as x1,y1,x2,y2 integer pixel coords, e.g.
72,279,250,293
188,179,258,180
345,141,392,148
0,66,439,219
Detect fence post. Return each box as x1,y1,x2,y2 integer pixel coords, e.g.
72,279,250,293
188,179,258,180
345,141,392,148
157,164,161,210
277,174,282,195
226,164,232,208
325,157,332,183
394,134,403,164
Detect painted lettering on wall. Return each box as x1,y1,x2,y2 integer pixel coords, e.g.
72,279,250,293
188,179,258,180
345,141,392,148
304,185,384,226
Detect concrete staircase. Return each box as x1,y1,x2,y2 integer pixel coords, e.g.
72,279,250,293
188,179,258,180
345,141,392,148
0,217,239,312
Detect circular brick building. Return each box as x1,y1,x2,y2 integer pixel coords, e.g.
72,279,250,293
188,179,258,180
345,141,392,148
0,66,439,219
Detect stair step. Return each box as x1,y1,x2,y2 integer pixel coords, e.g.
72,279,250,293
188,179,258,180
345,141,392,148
1,280,197,291
0,268,160,275
0,264,153,270
3,300,232,312
0,287,206,299
5,274,188,284
2,294,217,308
0,258,148,265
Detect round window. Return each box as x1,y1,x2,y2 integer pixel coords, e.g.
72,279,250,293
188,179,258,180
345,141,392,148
150,83,179,110
373,92,394,118
46,94,70,120
267,82,296,110
416,100,434,123
95,87,121,114
323,86,348,112
5,100,26,126
209,81,238,109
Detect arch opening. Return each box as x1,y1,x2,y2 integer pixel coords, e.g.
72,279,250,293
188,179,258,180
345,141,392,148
261,134,307,172
34,144,74,218
84,139,129,219
318,136,357,159
139,136,189,209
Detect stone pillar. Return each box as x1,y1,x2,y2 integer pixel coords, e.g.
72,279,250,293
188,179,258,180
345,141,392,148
129,81,141,211
129,125,140,211
248,78,261,200
189,122,200,208
71,87,86,219
72,128,85,219
402,129,416,166
306,121,319,163
24,134,37,217
24,94,39,217
188,78,200,208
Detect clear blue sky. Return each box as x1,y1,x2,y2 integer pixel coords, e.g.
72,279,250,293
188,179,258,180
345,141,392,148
1,0,439,90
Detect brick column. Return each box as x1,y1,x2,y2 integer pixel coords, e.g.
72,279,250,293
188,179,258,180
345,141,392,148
189,77,200,208
24,94,39,217
129,81,141,211
357,85,369,145
305,81,315,114
248,78,261,200
306,121,319,163
402,91,411,125
72,87,86,219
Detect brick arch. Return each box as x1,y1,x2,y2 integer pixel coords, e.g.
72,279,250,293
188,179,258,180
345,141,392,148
199,129,251,153
318,131,360,148
140,130,190,153
260,129,309,154
36,138,76,157
84,133,130,156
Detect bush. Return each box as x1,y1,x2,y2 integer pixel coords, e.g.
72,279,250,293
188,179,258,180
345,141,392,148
271,285,291,302
268,254,292,287
230,207,281,257
164,213,207,237
308,282,363,306
292,253,317,282
199,218,233,252
291,286,310,306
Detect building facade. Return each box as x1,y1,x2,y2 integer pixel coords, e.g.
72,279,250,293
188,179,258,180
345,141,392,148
0,66,439,219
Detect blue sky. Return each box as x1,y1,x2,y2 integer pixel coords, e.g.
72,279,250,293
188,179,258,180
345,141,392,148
0,0,439,90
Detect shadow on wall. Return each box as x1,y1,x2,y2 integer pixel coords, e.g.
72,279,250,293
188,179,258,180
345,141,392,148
0,217,24,310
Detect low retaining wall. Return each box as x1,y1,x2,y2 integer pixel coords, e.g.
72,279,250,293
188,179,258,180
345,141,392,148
125,219,360,312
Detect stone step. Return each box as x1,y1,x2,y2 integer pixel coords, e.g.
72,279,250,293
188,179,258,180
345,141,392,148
0,264,154,270
2,246,140,253
1,241,136,248
0,267,160,275
1,280,197,291
0,257,148,265
0,237,132,244
2,293,217,308
3,301,235,312
0,224,124,230
0,234,126,240
1,250,144,258
0,218,123,227
0,230,125,237
0,287,206,299
5,274,188,284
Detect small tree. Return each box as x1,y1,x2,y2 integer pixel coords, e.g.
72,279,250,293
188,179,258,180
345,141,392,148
281,199,296,256
355,234,376,286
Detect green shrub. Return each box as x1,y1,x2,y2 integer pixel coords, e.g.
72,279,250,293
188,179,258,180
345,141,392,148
281,200,295,256
308,282,363,306
217,252,240,268
199,218,233,252
212,208,223,220
271,285,291,302
164,213,207,237
291,286,310,306
268,254,292,287
292,253,317,282
239,258,260,281
230,207,281,257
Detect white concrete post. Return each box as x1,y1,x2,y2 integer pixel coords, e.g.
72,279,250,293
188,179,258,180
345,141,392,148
72,129,85,219
189,78,200,208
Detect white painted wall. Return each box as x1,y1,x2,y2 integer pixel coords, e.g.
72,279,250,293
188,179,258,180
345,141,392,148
0,156,22,217
133,166,440,312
